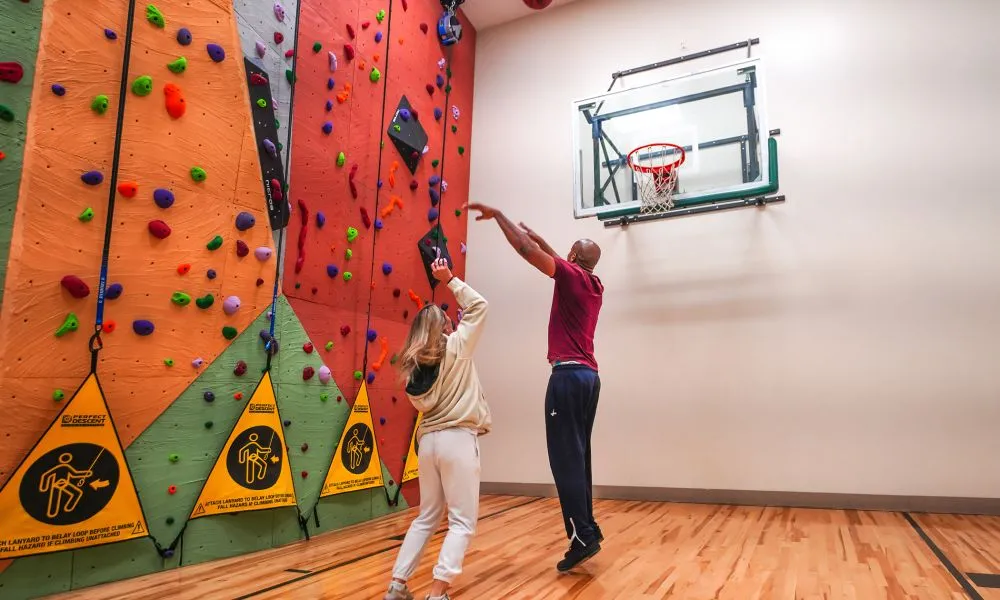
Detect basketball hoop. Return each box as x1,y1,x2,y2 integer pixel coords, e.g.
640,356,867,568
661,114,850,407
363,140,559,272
626,143,686,213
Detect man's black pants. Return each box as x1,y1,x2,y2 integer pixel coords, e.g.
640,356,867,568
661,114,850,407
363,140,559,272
545,364,601,545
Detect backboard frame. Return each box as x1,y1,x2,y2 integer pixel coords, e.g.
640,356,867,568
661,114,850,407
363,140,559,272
571,57,774,220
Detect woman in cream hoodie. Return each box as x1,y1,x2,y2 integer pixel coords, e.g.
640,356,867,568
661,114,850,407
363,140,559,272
384,257,492,600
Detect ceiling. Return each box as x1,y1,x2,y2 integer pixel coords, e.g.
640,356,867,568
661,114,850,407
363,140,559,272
461,0,582,31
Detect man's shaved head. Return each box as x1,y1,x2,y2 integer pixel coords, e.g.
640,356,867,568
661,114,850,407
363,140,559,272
568,239,601,272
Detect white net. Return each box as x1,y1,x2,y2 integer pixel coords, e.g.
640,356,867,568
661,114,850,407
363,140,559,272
628,144,684,214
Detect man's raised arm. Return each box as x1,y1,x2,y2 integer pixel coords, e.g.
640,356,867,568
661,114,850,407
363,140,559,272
464,203,556,277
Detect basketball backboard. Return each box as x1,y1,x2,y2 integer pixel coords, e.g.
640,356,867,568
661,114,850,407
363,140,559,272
572,57,774,219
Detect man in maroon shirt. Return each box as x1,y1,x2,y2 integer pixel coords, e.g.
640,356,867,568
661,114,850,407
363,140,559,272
465,203,604,572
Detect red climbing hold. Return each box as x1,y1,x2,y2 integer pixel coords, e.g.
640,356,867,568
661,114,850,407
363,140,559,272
168,485,177,495
349,164,359,199
401,0,408,10
410,180,418,191
250,73,269,86
117,181,138,198
256,278,264,286
234,360,248,376
149,220,172,239
361,21,371,29
284,49,294,58
303,342,314,354
61,275,91,299
270,178,283,201
420,23,429,34
301,470,309,478
346,24,356,39
393,288,401,298
302,366,315,380
0,62,25,84
426,84,435,97
274,32,284,44
295,199,308,274
311,286,318,294
234,392,244,400
344,44,356,61
340,325,351,336
360,207,372,229
163,83,186,119
236,239,249,257
176,263,191,275
103,320,117,333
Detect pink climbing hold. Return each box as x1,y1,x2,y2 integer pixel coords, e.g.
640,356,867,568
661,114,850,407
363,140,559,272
254,247,273,261
274,1,286,21
0,62,25,84
319,365,332,384
255,40,266,58
344,44,355,61
148,220,171,239
60,275,90,299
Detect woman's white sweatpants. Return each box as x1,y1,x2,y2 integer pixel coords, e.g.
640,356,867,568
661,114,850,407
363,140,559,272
391,428,481,584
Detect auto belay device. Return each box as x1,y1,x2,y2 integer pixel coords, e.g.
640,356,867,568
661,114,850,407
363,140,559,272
438,0,464,46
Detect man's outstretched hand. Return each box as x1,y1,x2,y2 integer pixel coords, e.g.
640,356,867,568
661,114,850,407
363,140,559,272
463,202,498,221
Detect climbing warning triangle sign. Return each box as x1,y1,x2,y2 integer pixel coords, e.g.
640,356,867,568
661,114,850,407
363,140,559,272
0,374,148,559
401,414,421,484
189,372,296,519
321,383,384,496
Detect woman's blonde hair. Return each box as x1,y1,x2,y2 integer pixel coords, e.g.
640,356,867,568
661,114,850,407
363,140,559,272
398,304,449,382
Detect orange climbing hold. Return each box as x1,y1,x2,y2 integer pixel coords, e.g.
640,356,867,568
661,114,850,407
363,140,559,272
336,82,352,104
103,320,117,333
380,195,403,218
117,181,138,198
389,160,398,188
408,289,423,309
374,54,381,62
358,60,366,71
164,83,186,119
372,337,389,371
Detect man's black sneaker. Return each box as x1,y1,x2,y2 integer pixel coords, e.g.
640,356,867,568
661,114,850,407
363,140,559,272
556,540,602,572
594,525,604,543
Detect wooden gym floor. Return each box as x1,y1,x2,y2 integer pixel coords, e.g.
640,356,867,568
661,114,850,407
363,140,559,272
49,495,1000,599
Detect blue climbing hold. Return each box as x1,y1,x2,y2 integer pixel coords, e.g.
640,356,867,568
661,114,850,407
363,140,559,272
441,303,450,311
177,28,192,45
207,269,217,279
327,78,334,90
316,212,326,227
206,43,226,62
434,107,443,121
81,171,104,186
400,108,411,122
374,218,384,230
428,207,439,221
322,121,333,134
104,28,118,40
235,212,256,231
375,31,383,43
429,188,440,206
367,329,377,342
379,417,386,425
153,188,175,209
132,319,155,336
105,283,123,299
325,99,333,111
382,262,392,275
51,83,66,96
367,372,376,384
377,180,383,189
436,74,445,88
203,390,215,402
326,264,339,277
429,174,441,186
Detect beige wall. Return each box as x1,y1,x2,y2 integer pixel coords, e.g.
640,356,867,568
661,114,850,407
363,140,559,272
466,0,1000,497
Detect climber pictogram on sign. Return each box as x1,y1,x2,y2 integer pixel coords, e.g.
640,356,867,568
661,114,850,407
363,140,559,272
321,383,384,496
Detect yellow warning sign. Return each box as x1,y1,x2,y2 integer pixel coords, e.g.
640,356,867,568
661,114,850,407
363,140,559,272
321,383,384,496
0,374,148,560
189,372,296,519
401,414,421,484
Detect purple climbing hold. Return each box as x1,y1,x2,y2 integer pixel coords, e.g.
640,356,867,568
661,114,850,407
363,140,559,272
51,83,66,96
104,28,118,40
377,180,383,189
319,365,332,384
255,247,273,261
460,242,467,254
192,357,205,368
429,188,440,206
235,211,256,231
374,218,384,230
375,31,383,43
434,107,443,121
206,43,226,63
326,264,339,277
274,1,286,21
203,390,215,402
382,262,392,275
316,212,326,228
283,419,291,427
207,269,217,279
367,372,376,384
429,174,441,186
428,207,439,221
132,319,155,336
325,99,333,112
322,121,333,134
153,188,175,209
327,78,334,90
367,329,377,342
436,74,445,88
399,108,411,122
262,138,277,158
177,28,192,46
379,417,386,425
441,303,450,311
105,282,123,299
255,40,266,58
236,240,249,257
81,171,104,186
441,180,448,192
223,295,241,315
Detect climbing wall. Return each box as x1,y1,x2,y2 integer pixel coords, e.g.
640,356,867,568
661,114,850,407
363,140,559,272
0,0,475,597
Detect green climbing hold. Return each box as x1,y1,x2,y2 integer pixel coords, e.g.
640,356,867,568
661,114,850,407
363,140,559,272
458,146,466,156
206,235,223,250
447,68,453,78
451,125,458,134
190,166,207,182
376,9,386,23
337,152,346,167
455,209,462,217
91,95,110,115
195,293,214,309
168,453,179,462
320,392,329,402
275,118,280,129
0,105,14,122
346,227,359,242
204,421,213,429
390,353,399,365
166,516,175,525
167,56,187,74
53,389,65,402
445,84,452,94
345,248,353,260
294,282,301,289
164,358,175,367
380,141,384,149
256,98,267,108
312,41,322,52
171,291,192,306
146,4,165,27
132,75,153,96
222,326,238,340
353,370,363,380
277,142,283,152
325,341,334,351
343,272,353,282
370,67,382,83
285,69,296,84
432,159,440,168
78,208,95,222
55,313,79,338
393,124,401,132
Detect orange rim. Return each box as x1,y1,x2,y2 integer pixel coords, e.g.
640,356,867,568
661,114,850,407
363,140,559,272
626,143,686,175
